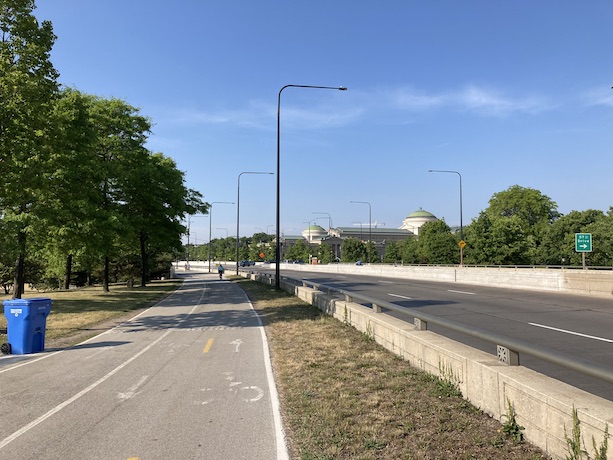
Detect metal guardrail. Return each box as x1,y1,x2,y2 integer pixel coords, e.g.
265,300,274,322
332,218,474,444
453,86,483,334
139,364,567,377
249,271,613,385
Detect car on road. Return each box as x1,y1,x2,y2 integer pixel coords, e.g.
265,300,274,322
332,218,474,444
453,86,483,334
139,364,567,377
239,260,256,267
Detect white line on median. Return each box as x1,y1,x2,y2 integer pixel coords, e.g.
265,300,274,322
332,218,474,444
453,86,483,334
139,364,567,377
388,293,412,300
529,323,613,343
447,289,476,295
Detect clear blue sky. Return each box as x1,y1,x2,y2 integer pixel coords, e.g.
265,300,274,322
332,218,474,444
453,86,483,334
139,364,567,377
35,1,613,243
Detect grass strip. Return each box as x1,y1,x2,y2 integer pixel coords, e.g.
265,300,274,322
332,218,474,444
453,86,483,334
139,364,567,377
0,280,182,348
237,278,548,460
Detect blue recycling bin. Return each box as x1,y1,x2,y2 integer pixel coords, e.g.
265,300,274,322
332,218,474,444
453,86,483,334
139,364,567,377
3,298,52,354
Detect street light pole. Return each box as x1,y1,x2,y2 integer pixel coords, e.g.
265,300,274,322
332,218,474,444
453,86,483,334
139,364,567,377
236,171,273,275
275,84,347,288
186,214,207,268
209,201,234,273
350,201,372,263
428,169,464,265
313,211,333,231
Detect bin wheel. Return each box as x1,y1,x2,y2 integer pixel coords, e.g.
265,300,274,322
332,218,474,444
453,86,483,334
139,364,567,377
1,343,11,355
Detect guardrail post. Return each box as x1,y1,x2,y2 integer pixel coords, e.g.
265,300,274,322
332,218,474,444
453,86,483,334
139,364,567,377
414,318,427,330
497,345,519,366
372,303,382,313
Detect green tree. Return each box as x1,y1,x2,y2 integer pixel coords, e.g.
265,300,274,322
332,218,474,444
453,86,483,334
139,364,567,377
341,237,366,263
366,241,378,263
285,239,310,262
538,209,605,265
35,88,99,289
463,212,493,265
383,241,400,263
399,237,419,264
583,208,613,267
416,220,458,264
121,152,207,286
464,212,531,265
486,185,560,263
317,243,333,264
0,0,59,297
87,96,152,291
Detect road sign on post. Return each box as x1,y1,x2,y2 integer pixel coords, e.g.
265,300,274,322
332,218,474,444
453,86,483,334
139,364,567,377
575,233,592,252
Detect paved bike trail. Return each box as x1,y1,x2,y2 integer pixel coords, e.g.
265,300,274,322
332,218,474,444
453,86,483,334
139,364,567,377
0,273,288,459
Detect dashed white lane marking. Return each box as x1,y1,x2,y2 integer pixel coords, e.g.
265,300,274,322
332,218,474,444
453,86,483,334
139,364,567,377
388,293,412,300
529,323,613,343
447,289,476,295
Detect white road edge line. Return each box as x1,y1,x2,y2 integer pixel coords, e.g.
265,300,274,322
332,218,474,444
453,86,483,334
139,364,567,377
0,279,207,451
529,323,613,343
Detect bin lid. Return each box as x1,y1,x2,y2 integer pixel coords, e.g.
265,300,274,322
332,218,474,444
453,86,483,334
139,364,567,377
3,298,53,306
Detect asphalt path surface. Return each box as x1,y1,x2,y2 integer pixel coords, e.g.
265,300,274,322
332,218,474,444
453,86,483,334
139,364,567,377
256,266,613,401
0,273,288,460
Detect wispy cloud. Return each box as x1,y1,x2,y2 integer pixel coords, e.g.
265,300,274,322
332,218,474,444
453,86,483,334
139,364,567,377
388,85,551,116
158,99,362,131
582,87,613,107
154,84,552,131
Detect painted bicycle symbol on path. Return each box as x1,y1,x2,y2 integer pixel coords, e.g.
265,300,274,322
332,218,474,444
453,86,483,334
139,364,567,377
195,371,264,405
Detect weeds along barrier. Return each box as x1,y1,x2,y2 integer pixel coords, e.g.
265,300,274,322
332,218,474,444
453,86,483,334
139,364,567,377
245,270,613,460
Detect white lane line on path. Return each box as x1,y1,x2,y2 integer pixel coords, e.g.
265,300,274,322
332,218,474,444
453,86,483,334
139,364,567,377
0,329,172,450
529,323,613,343
447,289,476,295
0,281,208,451
379,281,394,284
388,293,412,300
0,283,186,374
247,298,290,460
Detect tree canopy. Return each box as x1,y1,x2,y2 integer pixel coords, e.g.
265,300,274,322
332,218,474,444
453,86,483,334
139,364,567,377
0,7,206,295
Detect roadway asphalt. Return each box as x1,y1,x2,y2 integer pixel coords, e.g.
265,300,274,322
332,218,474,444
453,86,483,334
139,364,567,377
266,266,613,401
0,272,288,460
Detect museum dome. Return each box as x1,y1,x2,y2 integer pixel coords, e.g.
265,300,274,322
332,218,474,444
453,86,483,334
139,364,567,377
400,208,438,236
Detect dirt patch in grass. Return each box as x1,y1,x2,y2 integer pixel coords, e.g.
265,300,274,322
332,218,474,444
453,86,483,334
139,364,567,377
0,280,182,349
237,278,549,460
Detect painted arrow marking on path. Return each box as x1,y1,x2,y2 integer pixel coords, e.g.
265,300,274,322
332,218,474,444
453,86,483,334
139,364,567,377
230,339,243,353
117,376,148,401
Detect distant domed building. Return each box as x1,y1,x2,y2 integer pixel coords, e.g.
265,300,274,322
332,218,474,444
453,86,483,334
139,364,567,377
278,209,439,262
302,225,327,243
400,208,438,236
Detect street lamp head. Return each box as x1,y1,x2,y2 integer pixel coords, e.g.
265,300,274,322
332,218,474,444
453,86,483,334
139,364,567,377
339,86,348,91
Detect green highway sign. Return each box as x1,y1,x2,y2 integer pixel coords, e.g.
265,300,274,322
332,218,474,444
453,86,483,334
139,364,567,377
575,233,592,252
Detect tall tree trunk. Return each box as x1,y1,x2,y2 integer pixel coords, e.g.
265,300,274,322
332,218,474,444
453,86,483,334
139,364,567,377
63,253,73,290
140,230,148,287
13,229,26,299
103,255,110,292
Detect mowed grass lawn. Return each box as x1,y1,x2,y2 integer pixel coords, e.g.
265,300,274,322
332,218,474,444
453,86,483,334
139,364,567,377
0,279,182,347
0,276,548,459
236,278,548,460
